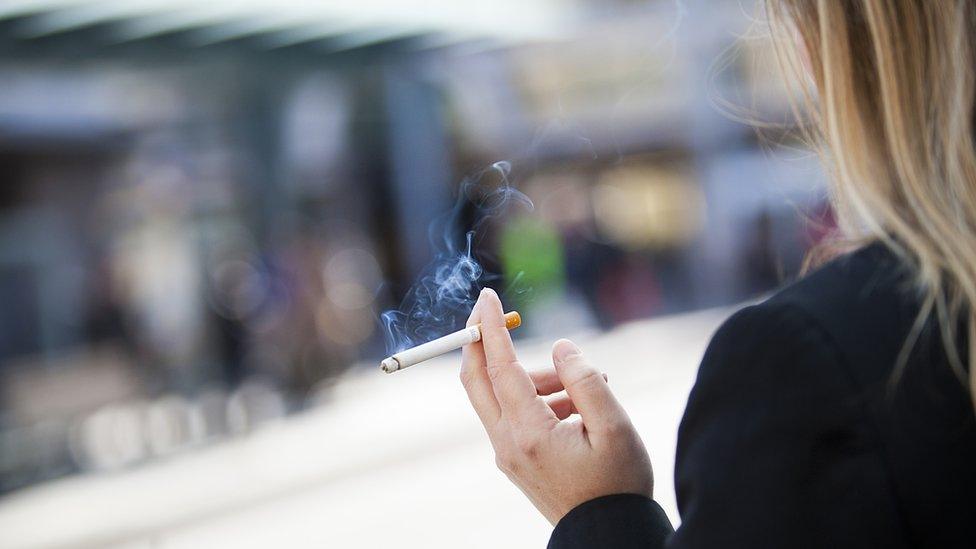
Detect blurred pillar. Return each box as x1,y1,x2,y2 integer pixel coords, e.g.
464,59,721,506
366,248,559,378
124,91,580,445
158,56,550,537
382,62,454,283
238,73,292,244
678,0,752,308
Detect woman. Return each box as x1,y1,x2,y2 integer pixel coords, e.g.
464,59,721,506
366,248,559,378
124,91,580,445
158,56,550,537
460,1,976,547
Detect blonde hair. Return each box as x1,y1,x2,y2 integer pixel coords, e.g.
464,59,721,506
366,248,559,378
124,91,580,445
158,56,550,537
767,0,976,406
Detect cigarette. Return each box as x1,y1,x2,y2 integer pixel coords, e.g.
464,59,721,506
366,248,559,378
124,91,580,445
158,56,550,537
380,311,521,373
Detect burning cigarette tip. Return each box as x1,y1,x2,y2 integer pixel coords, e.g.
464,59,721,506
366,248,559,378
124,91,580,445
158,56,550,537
380,357,399,374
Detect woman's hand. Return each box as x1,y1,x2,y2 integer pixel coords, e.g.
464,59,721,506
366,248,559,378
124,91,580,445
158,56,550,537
460,288,654,525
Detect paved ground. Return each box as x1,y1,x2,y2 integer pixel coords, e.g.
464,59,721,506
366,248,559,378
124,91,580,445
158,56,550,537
0,308,731,549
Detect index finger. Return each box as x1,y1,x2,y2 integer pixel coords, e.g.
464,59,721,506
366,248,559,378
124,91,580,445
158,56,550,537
478,289,554,425
460,296,501,429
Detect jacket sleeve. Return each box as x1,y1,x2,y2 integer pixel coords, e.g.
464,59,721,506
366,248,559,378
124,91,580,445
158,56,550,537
549,302,906,549
547,494,674,549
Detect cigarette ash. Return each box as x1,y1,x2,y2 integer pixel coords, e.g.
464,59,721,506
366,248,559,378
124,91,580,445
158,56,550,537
380,161,533,354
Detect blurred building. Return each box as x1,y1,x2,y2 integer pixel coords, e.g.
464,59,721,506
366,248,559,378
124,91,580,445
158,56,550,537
0,0,828,494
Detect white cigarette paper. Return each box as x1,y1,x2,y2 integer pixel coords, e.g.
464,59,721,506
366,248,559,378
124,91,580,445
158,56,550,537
381,311,521,373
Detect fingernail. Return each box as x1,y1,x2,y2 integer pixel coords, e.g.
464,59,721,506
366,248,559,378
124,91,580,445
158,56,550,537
554,339,581,362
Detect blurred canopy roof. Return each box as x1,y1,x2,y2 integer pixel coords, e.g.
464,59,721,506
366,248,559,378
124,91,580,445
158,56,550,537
0,0,569,60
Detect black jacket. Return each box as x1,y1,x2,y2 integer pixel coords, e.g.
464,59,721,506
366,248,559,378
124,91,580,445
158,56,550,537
549,243,976,548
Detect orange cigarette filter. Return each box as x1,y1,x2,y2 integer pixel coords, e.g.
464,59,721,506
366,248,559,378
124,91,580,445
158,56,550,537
502,311,522,330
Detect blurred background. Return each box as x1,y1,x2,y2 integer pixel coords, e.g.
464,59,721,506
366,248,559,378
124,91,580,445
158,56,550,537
0,0,831,547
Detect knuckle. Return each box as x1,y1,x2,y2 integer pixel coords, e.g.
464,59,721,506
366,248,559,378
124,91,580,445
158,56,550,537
566,367,603,392
458,367,474,388
487,365,503,382
487,358,521,382
514,433,542,459
494,450,517,474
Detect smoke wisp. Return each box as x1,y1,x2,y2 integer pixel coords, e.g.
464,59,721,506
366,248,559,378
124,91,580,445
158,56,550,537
380,161,533,354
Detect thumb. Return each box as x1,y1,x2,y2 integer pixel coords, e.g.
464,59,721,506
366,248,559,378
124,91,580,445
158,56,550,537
552,339,627,439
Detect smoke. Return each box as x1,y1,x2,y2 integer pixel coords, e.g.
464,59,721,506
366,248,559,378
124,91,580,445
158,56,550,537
380,161,534,354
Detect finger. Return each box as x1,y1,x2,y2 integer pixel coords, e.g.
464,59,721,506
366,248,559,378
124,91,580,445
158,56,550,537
460,295,500,430
528,369,564,396
529,369,608,396
478,289,553,424
552,339,628,441
546,393,577,420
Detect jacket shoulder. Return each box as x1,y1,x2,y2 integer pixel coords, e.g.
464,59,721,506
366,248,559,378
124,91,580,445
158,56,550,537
760,243,920,376
674,247,913,547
